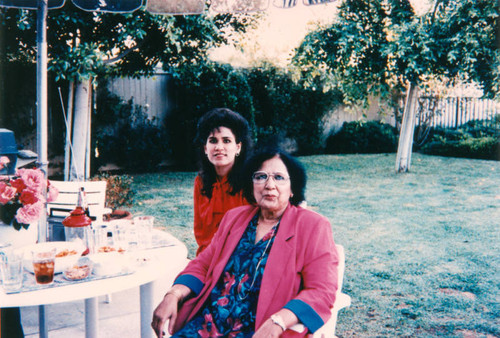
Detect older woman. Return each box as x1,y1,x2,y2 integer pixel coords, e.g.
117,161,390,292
193,108,252,255
152,148,338,337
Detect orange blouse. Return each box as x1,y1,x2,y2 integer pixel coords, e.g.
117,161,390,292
193,175,248,255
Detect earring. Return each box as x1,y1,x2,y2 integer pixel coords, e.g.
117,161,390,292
236,152,240,157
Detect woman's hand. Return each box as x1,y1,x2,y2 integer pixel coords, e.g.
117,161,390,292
253,309,300,338
151,286,190,337
252,318,284,338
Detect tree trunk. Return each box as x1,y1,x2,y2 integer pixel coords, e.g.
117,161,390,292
64,81,75,181
70,79,91,181
395,84,419,173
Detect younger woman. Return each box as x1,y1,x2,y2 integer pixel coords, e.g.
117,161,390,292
193,108,252,255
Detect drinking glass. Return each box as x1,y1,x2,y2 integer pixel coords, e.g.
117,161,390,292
133,216,154,249
114,220,137,251
32,248,56,285
0,248,24,292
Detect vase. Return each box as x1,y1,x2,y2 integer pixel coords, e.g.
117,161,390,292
0,221,38,249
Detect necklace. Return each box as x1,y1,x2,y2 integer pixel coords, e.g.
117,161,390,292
237,220,279,301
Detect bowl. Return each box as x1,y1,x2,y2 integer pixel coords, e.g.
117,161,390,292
63,257,92,281
23,241,86,274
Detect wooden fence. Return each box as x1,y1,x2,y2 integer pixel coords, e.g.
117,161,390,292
108,72,173,124
417,97,499,128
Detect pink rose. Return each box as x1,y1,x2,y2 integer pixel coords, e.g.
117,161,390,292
10,178,27,194
19,189,41,205
47,183,59,203
15,201,44,225
0,182,17,204
16,168,45,193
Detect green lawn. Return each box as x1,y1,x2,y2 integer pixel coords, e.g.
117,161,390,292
129,153,500,337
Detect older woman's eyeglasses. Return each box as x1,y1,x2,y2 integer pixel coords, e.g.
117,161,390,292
252,171,290,185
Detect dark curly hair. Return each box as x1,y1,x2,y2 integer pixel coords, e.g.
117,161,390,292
194,108,253,198
242,147,307,206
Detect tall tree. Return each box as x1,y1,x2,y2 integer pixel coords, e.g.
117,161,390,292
292,0,499,171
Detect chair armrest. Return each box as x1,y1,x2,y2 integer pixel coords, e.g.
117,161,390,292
333,293,351,312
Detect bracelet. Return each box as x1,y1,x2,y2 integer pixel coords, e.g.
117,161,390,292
165,288,184,301
270,314,286,332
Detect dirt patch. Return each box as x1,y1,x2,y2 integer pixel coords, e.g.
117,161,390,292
455,329,497,338
439,288,477,300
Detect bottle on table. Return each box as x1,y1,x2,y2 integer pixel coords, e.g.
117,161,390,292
78,187,90,217
62,187,93,255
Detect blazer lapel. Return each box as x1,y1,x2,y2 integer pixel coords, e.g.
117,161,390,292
256,204,297,326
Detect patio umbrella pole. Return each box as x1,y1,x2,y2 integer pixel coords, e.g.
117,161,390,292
36,1,49,338
36,0,49,242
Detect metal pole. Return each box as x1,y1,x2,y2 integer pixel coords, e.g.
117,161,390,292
38,305,48,338
36,0,49,243
140,283,154,338
85,297,99,338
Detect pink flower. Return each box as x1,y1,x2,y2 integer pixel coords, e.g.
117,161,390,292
10,178,27,194
1,168,51,229
16,168,45,193
237,274,249,294
0,182,17,204
47,184,59,203
198,314,223,338
222,272,236,296
19,189,41,205
0,156,9,170
227,318,243,338
217,297,229,306
15,201,44,225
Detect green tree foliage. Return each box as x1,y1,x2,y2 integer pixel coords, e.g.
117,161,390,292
247,64,342,154
0,4,255,81
292,0,499,108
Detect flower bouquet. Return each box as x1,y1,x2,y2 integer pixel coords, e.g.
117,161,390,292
0,156,58,230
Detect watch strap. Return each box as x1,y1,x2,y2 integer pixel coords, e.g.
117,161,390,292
271,314,286,332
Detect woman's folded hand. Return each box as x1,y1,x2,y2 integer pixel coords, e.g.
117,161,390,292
253,318,284,338
151,285,191,337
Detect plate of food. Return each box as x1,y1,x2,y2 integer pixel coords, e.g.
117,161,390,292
23,241,87,274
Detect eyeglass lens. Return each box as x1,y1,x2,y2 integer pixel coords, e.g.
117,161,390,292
252,172,289,184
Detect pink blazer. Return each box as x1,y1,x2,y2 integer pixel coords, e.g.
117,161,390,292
172,203,339,335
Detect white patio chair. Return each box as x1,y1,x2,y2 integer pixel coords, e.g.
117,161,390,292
312,244,351,338
47,180,108,223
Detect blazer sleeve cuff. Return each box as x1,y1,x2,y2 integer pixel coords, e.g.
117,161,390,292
284,299,325,333
173,274,204,295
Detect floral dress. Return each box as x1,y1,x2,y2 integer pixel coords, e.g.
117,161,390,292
172,215,279,338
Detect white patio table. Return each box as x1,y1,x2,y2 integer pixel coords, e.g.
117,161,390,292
0,229,188,338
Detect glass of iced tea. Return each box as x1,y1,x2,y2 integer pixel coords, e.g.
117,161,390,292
32,248,56,285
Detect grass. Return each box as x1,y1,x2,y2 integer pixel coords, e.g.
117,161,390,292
128,153,500,337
